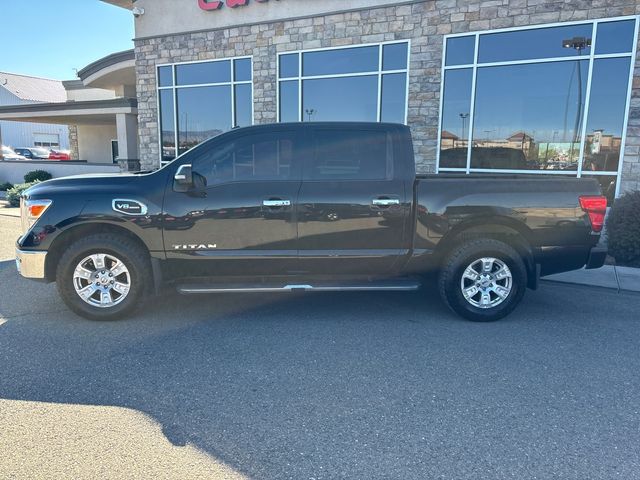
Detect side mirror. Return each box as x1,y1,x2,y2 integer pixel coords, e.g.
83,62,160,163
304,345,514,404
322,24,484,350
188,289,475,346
174,164,193,192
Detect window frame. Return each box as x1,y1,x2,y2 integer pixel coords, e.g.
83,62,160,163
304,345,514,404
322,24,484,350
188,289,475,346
156,55,254,165
436,15,639,199
276,41,411,125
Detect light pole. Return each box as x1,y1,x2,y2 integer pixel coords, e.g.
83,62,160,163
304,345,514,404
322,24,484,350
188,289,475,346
563,36,591,161
459,113,469,146
305,109,316,122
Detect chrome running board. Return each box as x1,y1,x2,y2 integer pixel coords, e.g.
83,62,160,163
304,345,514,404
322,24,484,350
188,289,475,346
177,279,421,294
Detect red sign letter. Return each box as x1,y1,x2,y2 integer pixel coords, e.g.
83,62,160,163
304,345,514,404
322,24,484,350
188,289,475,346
226,0,249,7
198,0,223,10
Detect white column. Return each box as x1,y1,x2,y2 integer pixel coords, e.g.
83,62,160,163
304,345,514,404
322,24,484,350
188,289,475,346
116,113,139,167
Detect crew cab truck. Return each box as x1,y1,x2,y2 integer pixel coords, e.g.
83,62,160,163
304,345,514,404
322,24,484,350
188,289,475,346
15,122,608,322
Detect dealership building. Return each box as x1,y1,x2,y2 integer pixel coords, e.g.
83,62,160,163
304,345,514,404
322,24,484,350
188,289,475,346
98,0,640,199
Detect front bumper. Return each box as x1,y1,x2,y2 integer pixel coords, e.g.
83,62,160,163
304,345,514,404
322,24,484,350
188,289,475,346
585,245,607,270
15,248,47,279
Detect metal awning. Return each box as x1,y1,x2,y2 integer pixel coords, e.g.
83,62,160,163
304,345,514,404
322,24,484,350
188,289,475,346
0,98,137,125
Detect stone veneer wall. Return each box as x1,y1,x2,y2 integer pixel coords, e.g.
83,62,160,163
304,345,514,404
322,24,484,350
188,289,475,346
134,0,640,192
68,125,79,160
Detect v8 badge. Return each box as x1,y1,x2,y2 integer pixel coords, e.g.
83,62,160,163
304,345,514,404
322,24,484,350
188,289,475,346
112,199,148,216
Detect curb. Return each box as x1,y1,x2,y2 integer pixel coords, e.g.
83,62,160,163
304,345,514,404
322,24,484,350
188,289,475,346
540,278,640,295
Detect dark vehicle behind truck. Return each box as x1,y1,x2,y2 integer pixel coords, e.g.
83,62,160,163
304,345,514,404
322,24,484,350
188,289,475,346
15,122,607,322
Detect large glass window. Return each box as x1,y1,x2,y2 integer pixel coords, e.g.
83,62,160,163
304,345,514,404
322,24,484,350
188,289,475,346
438,18,637,201
277,42,409,125
157,57,252,163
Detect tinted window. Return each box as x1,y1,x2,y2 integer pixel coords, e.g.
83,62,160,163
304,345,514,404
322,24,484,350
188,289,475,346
439,68,473,168
234,83,252,128
279,54,299,78
582,57,631,173
158,66,173,87
176,85,232,154
279,81,299,122
380,73,407,123
194,131,297,183
595,20,636,54
159,89,176,162
478,24,593,63
176,60,231,85
382,43,409,71
471,60,588,171
303,46,379,76
445,36,475,66
309,129,392,180
303,76,378,122
233,58,252,82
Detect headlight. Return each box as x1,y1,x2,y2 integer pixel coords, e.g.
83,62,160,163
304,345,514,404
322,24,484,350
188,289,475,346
21,199,52,233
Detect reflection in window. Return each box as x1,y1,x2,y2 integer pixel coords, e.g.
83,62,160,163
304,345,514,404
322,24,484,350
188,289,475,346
303,46,379,76
439,68,473,168
478,24,593,63
177,86,231,154
310,129,391,180
439,18,636,201
596,20,636,55
159,90,175,163
157,57,252,162
303,76,378,122
278,42,409,125
471,61,588,171
445,36,475,66
196,132,296,183
381,73,407,123
582,57,631,173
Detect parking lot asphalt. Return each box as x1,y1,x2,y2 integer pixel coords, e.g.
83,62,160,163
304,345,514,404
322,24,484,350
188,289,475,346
1,214,640,479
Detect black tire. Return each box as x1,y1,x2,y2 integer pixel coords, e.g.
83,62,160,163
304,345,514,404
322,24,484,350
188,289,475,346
438,238,528,322
56,233,151,321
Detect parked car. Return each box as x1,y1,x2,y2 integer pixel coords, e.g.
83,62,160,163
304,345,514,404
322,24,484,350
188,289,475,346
1,145,27,161
15,122,607,322
48,149,72,161
13,147,52,160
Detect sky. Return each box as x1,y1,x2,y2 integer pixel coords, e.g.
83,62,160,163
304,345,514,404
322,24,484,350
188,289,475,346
0,1,134,80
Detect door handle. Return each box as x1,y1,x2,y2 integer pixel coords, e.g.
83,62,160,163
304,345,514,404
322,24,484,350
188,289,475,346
372,198,400,207
263,199,291,208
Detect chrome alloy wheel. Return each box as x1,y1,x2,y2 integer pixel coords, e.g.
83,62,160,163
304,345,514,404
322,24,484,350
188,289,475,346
72,253,131,308
460,257,513,309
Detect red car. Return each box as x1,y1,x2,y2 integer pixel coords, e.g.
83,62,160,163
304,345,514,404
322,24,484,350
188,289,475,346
48,149,72,161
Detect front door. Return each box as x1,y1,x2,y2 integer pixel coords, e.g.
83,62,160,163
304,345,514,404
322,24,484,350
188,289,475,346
297,126,411,275
163,127,303,277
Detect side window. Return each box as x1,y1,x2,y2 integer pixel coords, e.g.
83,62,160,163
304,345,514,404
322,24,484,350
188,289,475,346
308,129,393,180
192,131,297,184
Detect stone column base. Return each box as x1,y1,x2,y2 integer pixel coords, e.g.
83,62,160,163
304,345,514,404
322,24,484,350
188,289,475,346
117,159,142,172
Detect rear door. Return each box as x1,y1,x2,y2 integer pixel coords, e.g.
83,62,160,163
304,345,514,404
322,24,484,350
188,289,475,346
297,125,411,275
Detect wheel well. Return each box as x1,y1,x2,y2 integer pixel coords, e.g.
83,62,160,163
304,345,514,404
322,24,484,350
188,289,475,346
45,223,150,282
437,221,537,288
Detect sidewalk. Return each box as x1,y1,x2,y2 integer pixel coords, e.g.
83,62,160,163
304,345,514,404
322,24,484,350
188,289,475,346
544,265,640,293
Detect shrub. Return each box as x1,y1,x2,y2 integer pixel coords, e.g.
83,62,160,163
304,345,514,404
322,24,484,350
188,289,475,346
6,181,40,207
23,170,52,183
0,181,13,191
607,190,640,267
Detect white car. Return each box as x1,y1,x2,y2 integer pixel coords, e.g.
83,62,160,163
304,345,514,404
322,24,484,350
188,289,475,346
1,145,27,161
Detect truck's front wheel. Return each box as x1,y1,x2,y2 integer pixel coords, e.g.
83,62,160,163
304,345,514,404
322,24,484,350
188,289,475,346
56,233,151,320
438,239,527,322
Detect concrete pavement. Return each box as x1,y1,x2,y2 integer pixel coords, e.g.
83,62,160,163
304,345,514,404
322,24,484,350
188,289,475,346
1,213,640,479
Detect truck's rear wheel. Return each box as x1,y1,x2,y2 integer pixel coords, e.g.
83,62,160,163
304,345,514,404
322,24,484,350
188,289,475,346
438,238,527,322
56,233,151,320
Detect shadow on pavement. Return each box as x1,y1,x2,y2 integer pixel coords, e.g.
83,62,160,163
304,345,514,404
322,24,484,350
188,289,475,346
1,256,640,479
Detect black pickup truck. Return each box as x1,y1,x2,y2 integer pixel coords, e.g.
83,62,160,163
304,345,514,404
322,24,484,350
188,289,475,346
15,122,607,322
